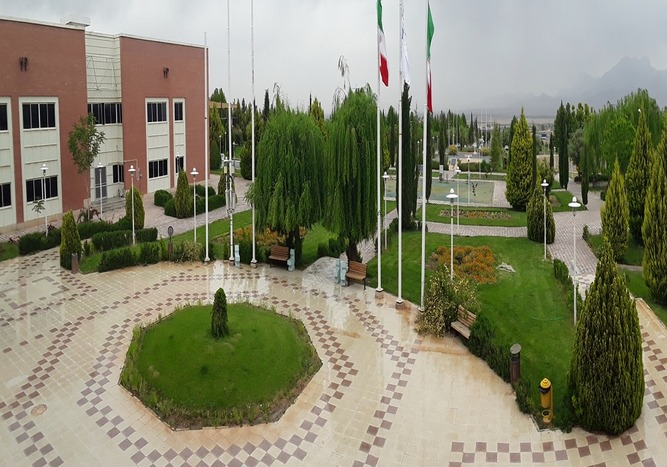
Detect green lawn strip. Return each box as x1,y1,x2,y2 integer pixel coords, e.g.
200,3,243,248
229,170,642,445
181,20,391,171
454,173,506,181
367,232,574,421
136,303,316,409
416,204,527,227
551,190,587,212
300,224,338,267
623,270,667,324
586,234,644,266
0,242,19,262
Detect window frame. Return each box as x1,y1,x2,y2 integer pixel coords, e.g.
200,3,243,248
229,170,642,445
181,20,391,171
0,183,11,208
22,103,56,130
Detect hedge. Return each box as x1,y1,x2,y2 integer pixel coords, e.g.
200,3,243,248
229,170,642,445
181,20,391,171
154,190,173,207
91,227,158,252
18,230,61,255
98,247,137,272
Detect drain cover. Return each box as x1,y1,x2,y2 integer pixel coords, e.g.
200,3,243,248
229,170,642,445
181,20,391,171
31,404,47,416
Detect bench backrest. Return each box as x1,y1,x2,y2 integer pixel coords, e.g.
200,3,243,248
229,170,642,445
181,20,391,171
271,245,289,256
348,260,367,275
457,306,477,327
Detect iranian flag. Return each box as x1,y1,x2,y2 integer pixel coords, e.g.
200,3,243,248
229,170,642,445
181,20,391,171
377,0,389,86
426,2,435,112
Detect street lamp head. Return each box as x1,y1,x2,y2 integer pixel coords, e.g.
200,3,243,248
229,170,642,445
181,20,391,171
568,196,581,214
191,167,198,178
541,179,549,188
41,163,47,175
382,171,389,180
128,165,136,177
446,188,458,203
97,162,104,169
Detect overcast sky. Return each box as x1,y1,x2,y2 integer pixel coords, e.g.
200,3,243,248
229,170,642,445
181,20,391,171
4,0,667,114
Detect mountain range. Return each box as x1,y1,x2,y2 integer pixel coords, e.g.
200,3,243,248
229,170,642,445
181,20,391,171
478,57,667,119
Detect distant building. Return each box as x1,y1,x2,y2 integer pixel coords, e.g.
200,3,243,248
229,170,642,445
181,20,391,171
0,16,206,231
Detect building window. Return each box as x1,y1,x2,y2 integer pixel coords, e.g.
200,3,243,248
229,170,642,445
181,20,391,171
87,103,122,125
0,104,7,131
175,155,184,174
0,183,11,208
112,164,125,184
148,159,168,179
174,102,184,122
26,176,58,203
22,103,56,130
147,102,167,123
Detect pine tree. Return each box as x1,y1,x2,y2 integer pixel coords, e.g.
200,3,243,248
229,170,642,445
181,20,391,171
600,159,629,262
124,186,144,229
211,287,229,339
568,237,644,435
174,170,191,219
505,110,533,211
642,127,667,304
490,124,502,171
625,110,653,244
59,211,82,270
526,181,555,244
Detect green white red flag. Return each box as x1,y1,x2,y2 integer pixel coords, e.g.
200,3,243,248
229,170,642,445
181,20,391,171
426,2,434,112
377,0,389,86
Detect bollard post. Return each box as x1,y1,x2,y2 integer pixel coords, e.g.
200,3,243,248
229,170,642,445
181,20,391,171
510,343,522,384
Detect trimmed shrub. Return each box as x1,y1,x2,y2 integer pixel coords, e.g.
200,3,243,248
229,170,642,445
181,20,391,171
115,216,132,231
125,186,145,229
526,183,556,244
600,159,629,262
136,227,158,244
174,171,192,218
60,211,82,270
553,259,570,285
91,230,132,252
195,184,216,198
164,199,177,218
138,242,161,265
98,247,137,272
154,190,173,207
171,241,202,263
506,110,533,211
467,314,510,382
211,287,230,339
77,220,116,240
19,232,57,255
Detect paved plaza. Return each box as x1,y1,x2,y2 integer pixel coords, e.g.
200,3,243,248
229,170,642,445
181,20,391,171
2,177,667,466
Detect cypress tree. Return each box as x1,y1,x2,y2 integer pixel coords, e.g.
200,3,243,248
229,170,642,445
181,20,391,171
211,287,229,339
399,83,416,229
174,170,191,218
626,110,653,244
526,181,555,244
531,124,538,186
125,185,145,229
505,110,533,211
600,159,629,262
490,124,502,171
568,237,644,435
642,122,667,303
59,211,82,270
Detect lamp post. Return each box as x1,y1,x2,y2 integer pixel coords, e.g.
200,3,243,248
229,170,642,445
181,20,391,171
41,163,48,236
382,171,389,250
191,167,198,242
541,179,549,260
222,153,235,261
128,165,136,245
568,196,581,325
466,155,471,206
446,188,458,280
455,168,461,233
97,162,104,220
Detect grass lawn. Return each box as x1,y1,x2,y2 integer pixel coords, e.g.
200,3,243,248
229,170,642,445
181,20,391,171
0,242,19,262
587,234,644,266
551,190,587,213
136,303,319,411
417,204,527,227
301,223,338,267
367,231,574,423
624,270,667,324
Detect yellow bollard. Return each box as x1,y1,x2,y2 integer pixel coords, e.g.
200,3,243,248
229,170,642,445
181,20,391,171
539,378,553,423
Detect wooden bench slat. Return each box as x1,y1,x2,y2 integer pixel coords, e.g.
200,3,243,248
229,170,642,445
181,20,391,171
269,245,290,268
451,306,477,340
345,260,367,289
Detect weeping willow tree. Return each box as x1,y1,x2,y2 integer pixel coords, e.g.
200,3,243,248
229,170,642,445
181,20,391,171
324,87,377,262
250,110,325,263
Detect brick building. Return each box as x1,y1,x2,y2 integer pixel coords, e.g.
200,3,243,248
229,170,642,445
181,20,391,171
0,16,207,232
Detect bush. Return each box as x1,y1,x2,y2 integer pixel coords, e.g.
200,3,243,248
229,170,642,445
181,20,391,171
164,199,177,218
98,247,137,272
125,186,145,230
527,184,556,244
582,225,590,241
196,194,226,214
76,221,114,240
60,211,82,269
115,216,132,231
553,258,571,285
136,227,158,244
317,235,347,259
600,189,606,201
154,190,173,207
171,241,202,263
174,170,192,218
138,242,161,265
18,231,60,255
91,230,132,252
467,314,510,382
195,184,216,198
514,379,535,414
211,287,230,339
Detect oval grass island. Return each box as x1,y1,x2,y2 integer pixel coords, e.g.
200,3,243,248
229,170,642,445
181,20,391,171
119,302,322,429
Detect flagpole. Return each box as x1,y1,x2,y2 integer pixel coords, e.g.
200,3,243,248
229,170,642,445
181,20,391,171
250,0,257,268
396,0,404,309
227,0,234,263
376,7,383,298
420,0,428,312
204,33,210,262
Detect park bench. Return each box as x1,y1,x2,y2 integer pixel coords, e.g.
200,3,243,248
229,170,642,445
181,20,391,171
269,245,290,268
450,306,477,340
346,260,367,289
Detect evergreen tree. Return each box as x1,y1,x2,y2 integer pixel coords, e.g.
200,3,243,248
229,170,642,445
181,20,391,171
526,181,555,244
125,186,145,229
490,124,502,171
505,110,533,211
568,237,644,435
601,159,629,262
642,122,667,303
59,211,82,270
549,135,554,169
626,110,654,244
387,106,398,167
554,102,570,189
531,124,538,185
425,114,433,200
262,89,270,123
400,83,417,229
324,87,377,262
174,170,191,219
211,287,229,339
438,113,446,168
508,115,517,166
